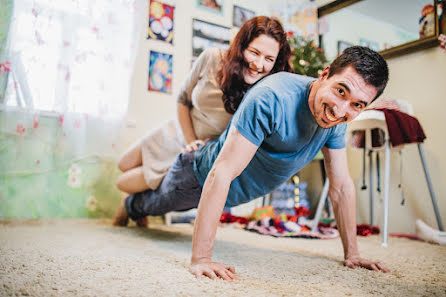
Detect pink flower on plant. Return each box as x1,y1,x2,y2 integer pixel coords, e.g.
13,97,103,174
0,61,11,75
33,114,39,129
74,120,81,128
16,124,26,135
63,41,70,47
65,70,71,82
36,160,40,165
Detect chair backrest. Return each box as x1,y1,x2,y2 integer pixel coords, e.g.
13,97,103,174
392,99,414,116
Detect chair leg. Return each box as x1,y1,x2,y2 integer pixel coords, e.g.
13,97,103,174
369,150,374,226
312,178,330,232
417,144,444,231
382,139,391,246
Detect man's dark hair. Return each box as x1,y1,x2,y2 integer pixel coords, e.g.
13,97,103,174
328,46,389,101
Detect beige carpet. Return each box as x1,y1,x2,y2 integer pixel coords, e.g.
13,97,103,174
0,219,445,297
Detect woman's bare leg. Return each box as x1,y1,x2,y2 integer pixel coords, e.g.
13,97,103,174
116,166,150,194
118,142,143,172
113,193,129,227
114,143,149,227
112,189,149,228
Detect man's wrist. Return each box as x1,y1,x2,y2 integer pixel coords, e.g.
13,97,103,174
191,256,211,265
345,252,360,260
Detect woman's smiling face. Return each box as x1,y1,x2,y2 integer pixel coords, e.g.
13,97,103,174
242,34,280,85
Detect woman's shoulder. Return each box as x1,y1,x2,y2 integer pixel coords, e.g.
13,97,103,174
199,48,224,63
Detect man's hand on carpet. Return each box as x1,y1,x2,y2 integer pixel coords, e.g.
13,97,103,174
189,260,238,281
344,256,390,273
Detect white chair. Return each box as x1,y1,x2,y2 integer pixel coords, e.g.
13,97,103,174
313,99,443,246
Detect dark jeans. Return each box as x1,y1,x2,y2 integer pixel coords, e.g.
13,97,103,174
125,151,202,220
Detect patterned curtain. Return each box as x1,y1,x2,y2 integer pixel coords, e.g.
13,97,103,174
0,0,142,218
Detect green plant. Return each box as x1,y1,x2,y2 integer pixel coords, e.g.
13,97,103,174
288,36,327,78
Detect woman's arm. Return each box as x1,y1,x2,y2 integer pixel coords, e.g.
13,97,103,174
177,103,197,144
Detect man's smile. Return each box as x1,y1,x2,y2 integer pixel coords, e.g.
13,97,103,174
324,105,337,122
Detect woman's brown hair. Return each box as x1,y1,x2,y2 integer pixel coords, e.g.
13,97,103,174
217,16,292,114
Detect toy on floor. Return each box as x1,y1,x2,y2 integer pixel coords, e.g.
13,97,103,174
415,219,446,246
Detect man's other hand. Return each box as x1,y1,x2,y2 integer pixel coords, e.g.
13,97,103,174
344,256,390,272
189,260,238,281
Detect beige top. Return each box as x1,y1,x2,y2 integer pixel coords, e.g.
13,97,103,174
139,48,232,189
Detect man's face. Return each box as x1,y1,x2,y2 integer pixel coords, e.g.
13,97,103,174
308,65,378,129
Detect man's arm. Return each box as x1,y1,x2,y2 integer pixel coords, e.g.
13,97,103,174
321,146,390,272
189,126,259,281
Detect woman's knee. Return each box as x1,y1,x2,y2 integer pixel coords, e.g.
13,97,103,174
118,143,142,172
116,168,149,194
116,174,128,192
117,157,130,172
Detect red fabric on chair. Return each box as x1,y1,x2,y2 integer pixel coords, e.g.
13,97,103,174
376,108,426,147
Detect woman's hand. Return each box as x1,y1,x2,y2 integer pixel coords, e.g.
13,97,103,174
181,139,208,154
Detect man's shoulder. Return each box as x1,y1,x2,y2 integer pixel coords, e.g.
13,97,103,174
258,72,315,92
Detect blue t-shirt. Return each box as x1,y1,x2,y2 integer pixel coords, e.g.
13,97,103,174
193,72,347,207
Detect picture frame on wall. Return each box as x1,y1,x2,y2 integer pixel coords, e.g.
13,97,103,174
147,0,175,44
359,38,380,52
233,5,255,28
148,51,173,94
337,40,353,55
192,19,230,57
196,0,223,15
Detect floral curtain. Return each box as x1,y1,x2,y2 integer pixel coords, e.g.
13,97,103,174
0,0,142,218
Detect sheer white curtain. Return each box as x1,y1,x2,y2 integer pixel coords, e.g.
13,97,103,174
0,0,143,218
3,0,142,161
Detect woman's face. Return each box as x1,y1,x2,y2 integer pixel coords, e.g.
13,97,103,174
242,34,280,85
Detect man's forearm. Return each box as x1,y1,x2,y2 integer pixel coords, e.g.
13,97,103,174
329,180,359,259
191,165,232,263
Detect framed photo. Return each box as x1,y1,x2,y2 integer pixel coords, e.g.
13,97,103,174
192,19,230,57
359,38,380,52
196,0,223,15
148,51,173,93
147,0,175,44
337,40,353,55
233,5,255,28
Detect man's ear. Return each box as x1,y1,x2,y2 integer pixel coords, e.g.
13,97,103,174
319,66,330,81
